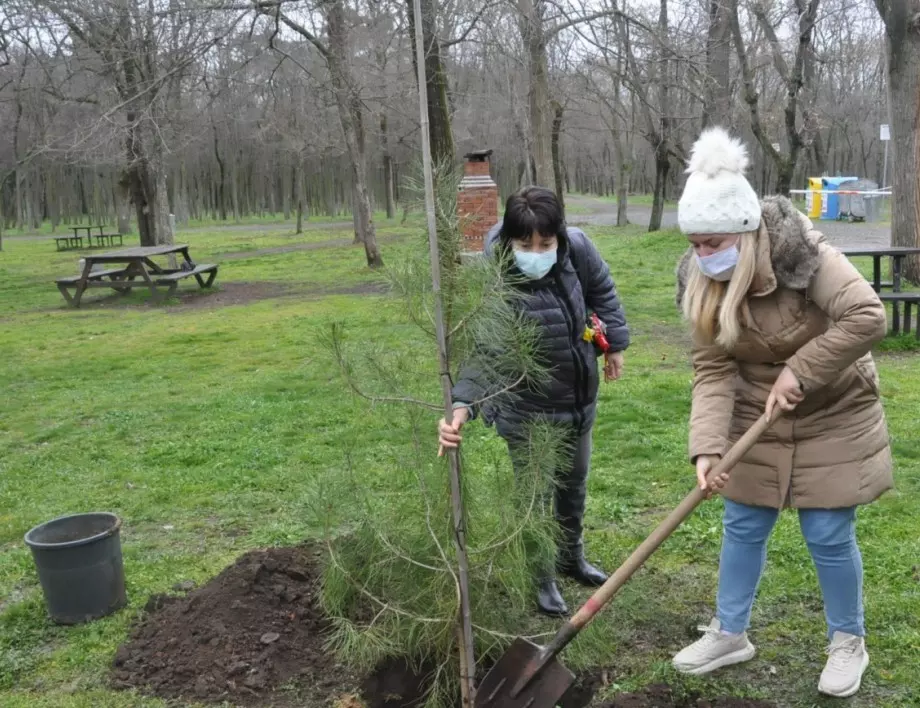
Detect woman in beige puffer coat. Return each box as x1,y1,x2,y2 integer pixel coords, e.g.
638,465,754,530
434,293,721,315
669,127,893,699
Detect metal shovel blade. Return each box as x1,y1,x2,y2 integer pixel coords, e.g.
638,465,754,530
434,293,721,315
475,638,575,708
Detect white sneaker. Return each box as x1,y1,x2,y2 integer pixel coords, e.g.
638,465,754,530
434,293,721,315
818,632,869,697
672,618,756,675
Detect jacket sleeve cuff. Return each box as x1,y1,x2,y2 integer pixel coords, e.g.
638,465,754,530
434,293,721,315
783,360,813,394
689,439,728,463
452,400,477,420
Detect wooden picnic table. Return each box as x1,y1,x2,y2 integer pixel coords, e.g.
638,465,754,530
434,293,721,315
840,246,920,293
55,244,218,307
841,246,920,337
55,225,125,251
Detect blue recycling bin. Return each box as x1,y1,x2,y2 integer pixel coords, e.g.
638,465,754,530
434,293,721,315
820,176,858,220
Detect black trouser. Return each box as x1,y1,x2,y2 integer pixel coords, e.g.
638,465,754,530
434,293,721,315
506,426,592,577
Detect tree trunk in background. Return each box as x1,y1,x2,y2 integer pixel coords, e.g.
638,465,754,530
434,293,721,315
649,0,672,231
326,1,383,267
875,0,920,282
702,0,732,129
125,114,154,246
153,159,174,246
294,162,304,234
213,125,227,220
650,144,669,231
517,0,554,187
407,0,455,168
551,100,565,207
775,157,795,195
231,154,241,221
116,175,132,234
616,153,630,226
381,113,396,219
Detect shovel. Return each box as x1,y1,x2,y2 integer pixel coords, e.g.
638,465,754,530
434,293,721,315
475,410,780,708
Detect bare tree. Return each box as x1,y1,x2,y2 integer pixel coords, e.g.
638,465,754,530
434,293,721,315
617,0,686,230
258,1,384,268
874,0,920,281
730,0,822,195
14,0,243,246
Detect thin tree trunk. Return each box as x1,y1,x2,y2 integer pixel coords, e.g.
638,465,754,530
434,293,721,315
294,161,304,234
551,100,565,207
616,157,629,226
231,155,241,222
650,0,672,232
382,122,397,220
650,145,669,231
283,162,292,221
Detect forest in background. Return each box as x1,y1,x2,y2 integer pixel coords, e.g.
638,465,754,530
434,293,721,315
1,0,915,263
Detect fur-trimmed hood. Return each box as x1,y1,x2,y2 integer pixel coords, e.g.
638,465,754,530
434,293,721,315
676,195,824,307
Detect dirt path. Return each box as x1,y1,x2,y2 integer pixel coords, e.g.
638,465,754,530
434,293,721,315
565,194,891,249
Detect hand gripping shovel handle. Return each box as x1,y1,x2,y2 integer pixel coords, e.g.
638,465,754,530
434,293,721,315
541,409,781,660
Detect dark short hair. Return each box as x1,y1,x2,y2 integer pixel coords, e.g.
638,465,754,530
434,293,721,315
500,187,566,244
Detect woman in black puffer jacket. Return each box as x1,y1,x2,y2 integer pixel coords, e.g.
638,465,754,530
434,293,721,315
437,186,630,616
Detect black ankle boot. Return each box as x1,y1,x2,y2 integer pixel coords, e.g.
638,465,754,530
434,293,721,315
535,579,568,617
558,554,608,587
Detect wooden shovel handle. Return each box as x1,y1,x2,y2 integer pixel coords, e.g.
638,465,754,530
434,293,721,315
568,409,780,630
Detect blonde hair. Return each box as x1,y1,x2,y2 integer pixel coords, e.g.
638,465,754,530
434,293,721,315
681,232,758,349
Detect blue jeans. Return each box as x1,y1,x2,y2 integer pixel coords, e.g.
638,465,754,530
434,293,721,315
717,499,865,638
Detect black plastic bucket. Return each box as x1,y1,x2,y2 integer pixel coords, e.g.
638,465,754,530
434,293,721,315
24,512,127,625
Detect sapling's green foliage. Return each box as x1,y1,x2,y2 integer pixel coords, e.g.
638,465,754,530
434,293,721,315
317,159,571,707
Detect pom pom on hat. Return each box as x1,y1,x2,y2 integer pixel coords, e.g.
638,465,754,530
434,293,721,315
685,126,750,178
678,127,762,235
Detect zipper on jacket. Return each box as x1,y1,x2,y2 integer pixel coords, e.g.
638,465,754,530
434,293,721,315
553,269,590,431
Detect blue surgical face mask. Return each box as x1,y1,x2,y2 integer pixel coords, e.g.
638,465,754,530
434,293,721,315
696,245,739,281
513,248,557,280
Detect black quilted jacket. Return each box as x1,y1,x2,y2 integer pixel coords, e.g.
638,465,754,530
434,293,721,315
452,222,629,438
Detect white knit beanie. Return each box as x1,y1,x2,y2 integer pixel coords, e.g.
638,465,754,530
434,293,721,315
678,127,762,235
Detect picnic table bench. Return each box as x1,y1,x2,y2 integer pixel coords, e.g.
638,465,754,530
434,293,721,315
55,244,217,307
842,247,920,338
54,226,124,251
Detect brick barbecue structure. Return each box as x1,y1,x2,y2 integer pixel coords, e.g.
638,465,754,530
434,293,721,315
457,149,499,252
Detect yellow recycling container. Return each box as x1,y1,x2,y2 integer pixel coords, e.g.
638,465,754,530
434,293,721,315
805,177,822,218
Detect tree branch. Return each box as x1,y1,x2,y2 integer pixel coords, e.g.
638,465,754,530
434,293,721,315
442,1,503,48
253,1,330,58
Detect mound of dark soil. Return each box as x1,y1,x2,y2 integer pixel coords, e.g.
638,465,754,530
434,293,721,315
109,544,774,708
110,545,368,706
602,683,775,708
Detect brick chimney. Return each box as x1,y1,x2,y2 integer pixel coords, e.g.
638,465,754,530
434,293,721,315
457,149,499,252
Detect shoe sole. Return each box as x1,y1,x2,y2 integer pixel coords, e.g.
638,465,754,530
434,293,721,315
673,644,756,676
818,652,869,698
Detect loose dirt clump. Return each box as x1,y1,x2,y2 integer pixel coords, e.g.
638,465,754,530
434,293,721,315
111,545,360,706
602,683,775,708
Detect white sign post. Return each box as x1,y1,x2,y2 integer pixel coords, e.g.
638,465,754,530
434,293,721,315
880,124,890,188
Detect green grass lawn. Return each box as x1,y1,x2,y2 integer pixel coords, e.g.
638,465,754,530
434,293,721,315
0,217,917,707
